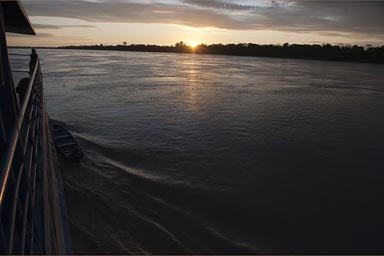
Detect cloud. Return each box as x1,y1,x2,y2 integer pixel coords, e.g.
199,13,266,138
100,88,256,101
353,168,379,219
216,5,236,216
21,0,384,40
33,24,95,29
7,32,53,37
181,0,260,11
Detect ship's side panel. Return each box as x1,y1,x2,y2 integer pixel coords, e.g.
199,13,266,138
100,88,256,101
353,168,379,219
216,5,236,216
0,2,72,254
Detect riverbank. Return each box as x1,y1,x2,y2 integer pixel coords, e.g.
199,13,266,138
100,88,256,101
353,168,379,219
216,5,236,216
58,43,384,64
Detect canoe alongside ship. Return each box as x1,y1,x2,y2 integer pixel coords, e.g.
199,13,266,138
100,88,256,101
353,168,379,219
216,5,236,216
51,121,84,161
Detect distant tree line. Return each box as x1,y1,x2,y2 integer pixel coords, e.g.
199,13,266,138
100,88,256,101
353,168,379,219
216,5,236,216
59,41,384,64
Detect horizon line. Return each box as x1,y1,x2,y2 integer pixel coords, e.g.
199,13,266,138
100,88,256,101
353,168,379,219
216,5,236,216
9,42,384,49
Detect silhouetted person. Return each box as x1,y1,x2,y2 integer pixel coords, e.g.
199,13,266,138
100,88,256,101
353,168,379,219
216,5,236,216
16,78,30,105
29,48,38,74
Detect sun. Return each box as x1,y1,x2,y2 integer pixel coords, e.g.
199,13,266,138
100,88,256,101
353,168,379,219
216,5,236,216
189,41,198,48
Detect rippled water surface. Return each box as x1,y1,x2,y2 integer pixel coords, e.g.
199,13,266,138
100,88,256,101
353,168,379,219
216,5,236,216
11,49,384,254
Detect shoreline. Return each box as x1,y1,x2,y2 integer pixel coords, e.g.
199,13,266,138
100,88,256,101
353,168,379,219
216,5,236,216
9,44,384,64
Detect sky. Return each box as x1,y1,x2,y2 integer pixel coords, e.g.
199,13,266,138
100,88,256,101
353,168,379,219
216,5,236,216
7,0,384,47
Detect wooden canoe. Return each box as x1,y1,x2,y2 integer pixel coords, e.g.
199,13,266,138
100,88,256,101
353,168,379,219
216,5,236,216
51,122,84,161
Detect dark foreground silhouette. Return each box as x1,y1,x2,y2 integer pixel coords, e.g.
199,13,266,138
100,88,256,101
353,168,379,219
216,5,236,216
59,42,384,64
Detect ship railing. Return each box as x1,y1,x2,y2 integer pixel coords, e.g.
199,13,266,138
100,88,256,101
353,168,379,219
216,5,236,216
0,59,42,254
0,59,68,254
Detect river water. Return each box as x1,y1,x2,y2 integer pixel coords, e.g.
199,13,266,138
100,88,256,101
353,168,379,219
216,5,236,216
10,49,384,254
